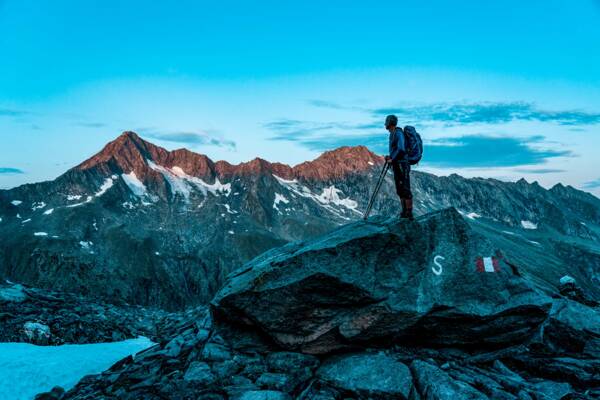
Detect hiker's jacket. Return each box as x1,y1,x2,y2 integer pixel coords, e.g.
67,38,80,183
389,127,407,163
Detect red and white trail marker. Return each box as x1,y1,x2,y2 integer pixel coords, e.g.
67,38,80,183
475,256,500,273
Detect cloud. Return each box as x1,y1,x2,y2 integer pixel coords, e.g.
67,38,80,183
141,130,237,150
307,100,600,127
266,119,380,135
266,113,574,169
307,100,347,110
0,167,24,174
76,122,107,128
306,99,367,112
0,108,30,117
583,178,600,189
425,135,571,168
268,119,571,168
371,102,600,126
514,168,565,174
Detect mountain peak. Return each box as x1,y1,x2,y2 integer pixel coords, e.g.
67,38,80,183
75,131,166,174
117,130,142,141
293,145,383,180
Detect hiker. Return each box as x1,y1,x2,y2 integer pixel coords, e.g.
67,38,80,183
385,115,413,220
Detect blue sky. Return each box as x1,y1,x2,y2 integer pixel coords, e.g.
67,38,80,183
1,0,600,195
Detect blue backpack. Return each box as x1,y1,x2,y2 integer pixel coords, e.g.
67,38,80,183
403,126,423,165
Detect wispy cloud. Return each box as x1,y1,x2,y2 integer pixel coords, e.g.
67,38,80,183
0,108,30,117
583,178,600,189
308,100,600,127
0,167,25,174
267,117,572,168
266,119,380,136
141,129,237,151
265,118,386,154
425,135,571,168
514,168,565,174
306,99,366,111
76,121,107,128
376,102,600,126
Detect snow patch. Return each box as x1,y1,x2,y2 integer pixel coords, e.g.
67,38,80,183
315,186,359,212
272,174,298,186
66,196,92,208
152,160,231,199
0,337,154,400
148,161,191,199
196,177,231,197
122,201,135,210
521,220,538,230
67,195,82,201
95,177,115,197
222,204,237,214
21,219,31,224
121,172,148,197
43,208,54,215
273,193,289,212
274,193,289,205
79,241,93,250
34,232,48,237
31,202,46,211
11,200,22,206
368,161,374,166
228,230,234,235
273,175,360,215
465,212,481,220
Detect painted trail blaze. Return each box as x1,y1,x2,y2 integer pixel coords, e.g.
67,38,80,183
475,256,500,273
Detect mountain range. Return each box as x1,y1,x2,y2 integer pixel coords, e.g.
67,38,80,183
1,131,599,309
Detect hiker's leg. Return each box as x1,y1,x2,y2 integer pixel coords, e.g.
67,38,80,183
400,164,413,219
392,162,406,217
392,162,403,198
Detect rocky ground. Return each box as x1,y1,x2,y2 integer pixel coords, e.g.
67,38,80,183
36,209,599,399
0,281,206,345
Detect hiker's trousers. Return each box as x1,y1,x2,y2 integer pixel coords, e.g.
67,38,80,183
392,161,412,200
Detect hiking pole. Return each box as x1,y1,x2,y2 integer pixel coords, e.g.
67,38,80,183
364,162,389,219
363,162,390,220
364,163,387,218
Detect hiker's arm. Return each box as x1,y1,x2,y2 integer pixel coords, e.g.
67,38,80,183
389,130,406,162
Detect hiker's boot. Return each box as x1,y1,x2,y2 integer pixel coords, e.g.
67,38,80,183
405,198,414,220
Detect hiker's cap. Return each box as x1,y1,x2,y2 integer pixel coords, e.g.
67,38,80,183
385,114,398,128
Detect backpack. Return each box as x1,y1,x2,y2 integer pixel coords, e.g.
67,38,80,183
403,125,423,165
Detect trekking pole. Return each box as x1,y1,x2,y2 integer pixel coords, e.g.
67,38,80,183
363,162,390,220
364,163,387,218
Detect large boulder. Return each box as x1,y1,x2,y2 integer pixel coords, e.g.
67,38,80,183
540,299,600,358
212,208,552,354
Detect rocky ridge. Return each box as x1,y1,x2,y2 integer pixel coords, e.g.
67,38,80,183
0,281,206,345
39,209,599,400
1,132,599,310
